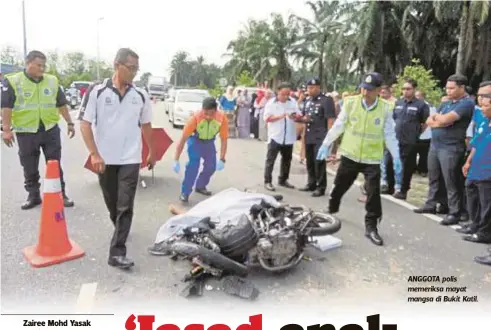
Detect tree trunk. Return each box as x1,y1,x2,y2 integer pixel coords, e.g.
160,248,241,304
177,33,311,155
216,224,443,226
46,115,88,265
456,1,469,75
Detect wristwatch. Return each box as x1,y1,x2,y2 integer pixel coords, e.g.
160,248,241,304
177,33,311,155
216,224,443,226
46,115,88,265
67,122,74,126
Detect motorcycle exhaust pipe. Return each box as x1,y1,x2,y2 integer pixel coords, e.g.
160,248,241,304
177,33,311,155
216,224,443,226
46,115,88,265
257,253,304,272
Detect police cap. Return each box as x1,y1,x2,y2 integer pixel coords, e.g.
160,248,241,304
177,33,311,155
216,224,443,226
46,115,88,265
306,78,321,86
359,72,383,90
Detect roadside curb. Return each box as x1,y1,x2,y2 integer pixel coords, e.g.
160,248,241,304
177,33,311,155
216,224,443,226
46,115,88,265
291,153,462,230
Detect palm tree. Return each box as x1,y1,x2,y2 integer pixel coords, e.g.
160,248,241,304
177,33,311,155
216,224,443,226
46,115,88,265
169,51,189,86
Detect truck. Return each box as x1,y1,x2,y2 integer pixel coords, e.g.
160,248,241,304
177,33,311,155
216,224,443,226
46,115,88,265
147,76,167,100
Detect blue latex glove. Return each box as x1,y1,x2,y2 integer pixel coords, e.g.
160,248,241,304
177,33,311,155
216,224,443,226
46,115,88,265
172,161,180,173
216,159,225,171
316,144,329,160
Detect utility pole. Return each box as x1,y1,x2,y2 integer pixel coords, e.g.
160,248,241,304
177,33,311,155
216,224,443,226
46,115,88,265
22,0,27,59
96,17,104,81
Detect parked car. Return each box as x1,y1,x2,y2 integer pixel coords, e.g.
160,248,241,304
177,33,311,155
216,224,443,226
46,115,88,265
169,89,210,128
163,88,179,115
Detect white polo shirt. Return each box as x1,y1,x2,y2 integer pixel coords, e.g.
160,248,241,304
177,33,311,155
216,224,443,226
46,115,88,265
263,97,301,145
78,78,152,165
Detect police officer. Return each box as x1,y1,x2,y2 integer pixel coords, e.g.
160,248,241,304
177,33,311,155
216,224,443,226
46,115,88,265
1,50,75,210
298,78,336,197
391,78,429,200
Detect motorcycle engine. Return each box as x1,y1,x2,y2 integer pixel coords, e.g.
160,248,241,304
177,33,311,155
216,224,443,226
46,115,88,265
256,228,298,267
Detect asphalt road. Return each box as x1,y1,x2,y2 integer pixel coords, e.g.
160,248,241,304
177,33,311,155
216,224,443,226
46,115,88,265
1,102,491,316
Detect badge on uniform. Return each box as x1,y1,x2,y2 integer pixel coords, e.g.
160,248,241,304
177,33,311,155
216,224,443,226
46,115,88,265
24,91,32,97
43,88,51,96
105,96,112,104
374,118,381,125
365,75,372,83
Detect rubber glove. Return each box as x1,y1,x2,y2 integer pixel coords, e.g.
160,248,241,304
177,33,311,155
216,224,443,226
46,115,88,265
216,159,225,171
172,161,180,174
316,144,329,160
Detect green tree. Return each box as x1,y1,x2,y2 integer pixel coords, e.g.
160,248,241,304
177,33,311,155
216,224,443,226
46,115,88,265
236,71,256,86
392,59,442,106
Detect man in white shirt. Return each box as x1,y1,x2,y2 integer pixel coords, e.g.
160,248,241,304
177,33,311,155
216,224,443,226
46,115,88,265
79,48,156,270
263,82,302,191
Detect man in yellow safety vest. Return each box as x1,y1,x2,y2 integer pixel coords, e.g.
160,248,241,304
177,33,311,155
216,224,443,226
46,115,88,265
1,50,75,210
316,72,402,246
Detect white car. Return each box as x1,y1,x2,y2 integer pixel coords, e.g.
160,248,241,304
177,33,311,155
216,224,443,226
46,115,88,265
169,89,210,128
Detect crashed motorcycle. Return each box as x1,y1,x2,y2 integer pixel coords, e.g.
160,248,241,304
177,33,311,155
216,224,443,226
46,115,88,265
156,199,341,277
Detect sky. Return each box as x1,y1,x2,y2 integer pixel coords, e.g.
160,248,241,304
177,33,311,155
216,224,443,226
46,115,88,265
1,0,312,79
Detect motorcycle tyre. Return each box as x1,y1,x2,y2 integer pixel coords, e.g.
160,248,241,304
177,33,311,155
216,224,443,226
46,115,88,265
171,241,249,277
307,212,341,236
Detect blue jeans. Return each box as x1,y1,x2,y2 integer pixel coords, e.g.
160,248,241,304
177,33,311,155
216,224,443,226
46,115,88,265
380,149,402,191
181,136,217,196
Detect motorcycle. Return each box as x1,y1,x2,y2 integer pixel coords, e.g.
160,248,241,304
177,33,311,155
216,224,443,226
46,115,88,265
159,200,341,277
69,95,79,109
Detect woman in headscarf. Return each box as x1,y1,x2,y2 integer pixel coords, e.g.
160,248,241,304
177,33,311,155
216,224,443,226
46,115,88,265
218,86,237,138
257,89,274,141
236,89,252,138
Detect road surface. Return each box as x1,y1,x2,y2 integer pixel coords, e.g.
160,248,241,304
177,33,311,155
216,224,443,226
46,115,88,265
1,102,490,316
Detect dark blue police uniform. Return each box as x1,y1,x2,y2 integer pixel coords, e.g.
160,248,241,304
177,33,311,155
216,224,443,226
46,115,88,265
298,78,336,197
392,97,429,197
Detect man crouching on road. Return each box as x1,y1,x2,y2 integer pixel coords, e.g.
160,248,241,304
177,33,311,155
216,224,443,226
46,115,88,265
79,48,156,270
172,97,228,203
316,72,402,246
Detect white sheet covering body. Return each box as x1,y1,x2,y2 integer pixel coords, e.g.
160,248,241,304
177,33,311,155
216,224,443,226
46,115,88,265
154,188,280,244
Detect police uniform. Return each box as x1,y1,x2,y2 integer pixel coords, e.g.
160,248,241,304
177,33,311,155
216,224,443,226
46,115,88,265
1,71,74,210
391,97,429,198
299,78,336,197
316,72,402,246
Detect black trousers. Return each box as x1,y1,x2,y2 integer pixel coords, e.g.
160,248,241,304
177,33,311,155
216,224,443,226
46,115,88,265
16,125,66,197
425,147,466,216
416,139,431,174
466,180,491,237
250,110,259,139
329,156,382,230
305,142,327,193
98,164,140,257
400,144,418,193
264,140,293,184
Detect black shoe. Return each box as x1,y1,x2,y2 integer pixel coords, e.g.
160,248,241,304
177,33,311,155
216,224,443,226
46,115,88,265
460,213,469,222
463,234,491,244
311,190,325,197
21,197,42,210
108,256,134,269
393,191,407,200
323,207,338,215
179,193,189,203
365,229,384,246
63,195,74,208
456,225,477,235
195,188,212,196
299,185,316,192
264,183,276,191
474,255,491,266
278,181,295,189
440,215,459,226
413,206,436,214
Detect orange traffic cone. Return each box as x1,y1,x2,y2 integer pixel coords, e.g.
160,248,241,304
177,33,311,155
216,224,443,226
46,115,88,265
23,160,85,268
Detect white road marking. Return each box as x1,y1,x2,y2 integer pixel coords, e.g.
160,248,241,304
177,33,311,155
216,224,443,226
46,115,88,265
292,152,463,229
76,282,98,313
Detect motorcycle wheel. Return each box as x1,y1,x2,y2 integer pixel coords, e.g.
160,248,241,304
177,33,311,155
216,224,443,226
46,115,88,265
306,212,341,236
171,241,249,277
